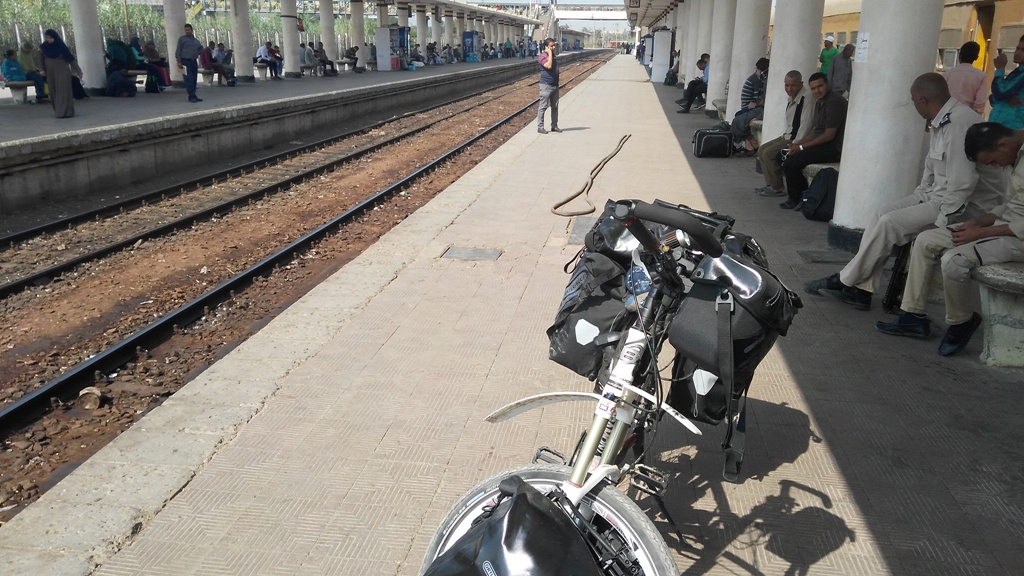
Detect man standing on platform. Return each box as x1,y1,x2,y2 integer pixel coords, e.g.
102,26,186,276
804,73,1006,311
989,35,1024,129
827,44,855,97
819,35,839,75
537,38,560,134
175,23,203,103
877,122,1024,356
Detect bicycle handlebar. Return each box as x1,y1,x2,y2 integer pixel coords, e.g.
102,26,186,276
613,200,724,258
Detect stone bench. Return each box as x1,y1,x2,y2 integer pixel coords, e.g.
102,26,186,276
199,68,224,86
750,119,763,146
5,80,34,103
300,64,318,76
972,262,1024,367
712,98,727,122
802,162,840,182
255,62,269,80
336,58,356,71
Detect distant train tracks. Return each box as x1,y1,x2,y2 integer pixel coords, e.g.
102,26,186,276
0,53,612,520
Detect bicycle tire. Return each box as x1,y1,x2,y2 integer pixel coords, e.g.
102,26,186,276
420,463,678,576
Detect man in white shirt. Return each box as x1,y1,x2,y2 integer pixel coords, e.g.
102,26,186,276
755,70,816,197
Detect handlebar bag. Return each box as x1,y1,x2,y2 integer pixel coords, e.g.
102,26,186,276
423,476,603,576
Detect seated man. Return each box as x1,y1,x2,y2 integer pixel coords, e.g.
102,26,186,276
877,122,1024,356
300,42,315,75
255,41,279,78
2,49,47,103
677,52,709,113
754,70,815,197
200,41,230,84
314,42,336,74
804,73,1006,310
214,43,235,80
105,66,138,97
411,44,424,63
730,57,769,154
778,72,847,206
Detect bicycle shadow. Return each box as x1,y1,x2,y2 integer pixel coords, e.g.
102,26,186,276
634,398,857,575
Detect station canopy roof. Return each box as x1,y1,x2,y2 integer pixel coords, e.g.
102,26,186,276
395,0,541,25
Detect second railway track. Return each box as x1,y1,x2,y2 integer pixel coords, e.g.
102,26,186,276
0,53,612,523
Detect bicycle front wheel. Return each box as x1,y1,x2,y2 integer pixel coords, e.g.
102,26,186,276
420,463,678,576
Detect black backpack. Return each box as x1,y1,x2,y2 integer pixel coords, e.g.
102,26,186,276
799,168,839,221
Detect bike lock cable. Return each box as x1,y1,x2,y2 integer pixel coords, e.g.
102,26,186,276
551,134,632,217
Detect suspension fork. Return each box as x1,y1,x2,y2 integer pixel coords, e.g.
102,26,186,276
568,287,662,488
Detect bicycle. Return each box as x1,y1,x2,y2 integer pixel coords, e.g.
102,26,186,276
421,199,800,576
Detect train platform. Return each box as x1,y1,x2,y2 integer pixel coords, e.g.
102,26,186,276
0,56,531,144
2,54,1023,576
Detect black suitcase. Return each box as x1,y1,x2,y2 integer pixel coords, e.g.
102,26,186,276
692,129,733,158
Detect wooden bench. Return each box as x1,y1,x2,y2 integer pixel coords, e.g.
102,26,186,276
972,262,1024,367
5,80,35,103
255,62,269,80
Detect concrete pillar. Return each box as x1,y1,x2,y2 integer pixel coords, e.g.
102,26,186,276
281,0,300,77
416,7,428,50
231,0,255,81
351,0,365,67
397,4,409,28
696,0,713,57
318,0,337,62
445,13,455,50
162,0,186,84
707,0,736,108
432,7,442,47
682,0,701,83
69,0,105,91
725,0,771,118
674,2,687,59
375,3,390,70
761,0,824,142
830,0,943,247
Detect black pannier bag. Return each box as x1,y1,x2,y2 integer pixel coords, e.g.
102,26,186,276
666,229,802,480
423,476,603,576
692,128,733,158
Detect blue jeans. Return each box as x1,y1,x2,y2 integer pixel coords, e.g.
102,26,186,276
537,83,559,128
182,57,198,98
26,71,46,99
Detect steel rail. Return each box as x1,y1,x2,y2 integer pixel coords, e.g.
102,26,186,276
0,56,608,433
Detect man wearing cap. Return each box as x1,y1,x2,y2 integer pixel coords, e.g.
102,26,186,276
819,35,839,75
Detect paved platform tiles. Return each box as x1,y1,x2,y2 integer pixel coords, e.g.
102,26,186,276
2,54,1023,576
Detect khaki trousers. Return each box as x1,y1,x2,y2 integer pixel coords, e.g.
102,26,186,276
839,194,939,294
902,227,1024,325
757,136,789,192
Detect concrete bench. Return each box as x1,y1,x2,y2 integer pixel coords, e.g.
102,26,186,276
300,64,317,76
750,119,763,146
802,162,840,182
712,98,727,122
199,68,217,85
336,58,356,71
126,70,148,85
972,262,1024,367
255,62,269,80
5,80,34,103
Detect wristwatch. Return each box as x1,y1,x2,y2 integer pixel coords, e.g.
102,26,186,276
799,144,804,151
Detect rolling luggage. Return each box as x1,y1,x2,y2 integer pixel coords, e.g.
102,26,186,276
692,129,732,158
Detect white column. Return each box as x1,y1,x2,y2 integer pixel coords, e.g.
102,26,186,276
682,0,700,83
831,0,944,244
674,2,687,59
761,0,824,140
416,7,428,50
231,0,255,81
351,0,366,67
707,0,736,107
281,0,300,77
375,3,390,70
726,0,771,118
432,7,442,46
162,0,186,84
69,0,105,91
397,4,409,28
445,13,455,50
318,0,337,62
696,0,713,57
457,14,466,41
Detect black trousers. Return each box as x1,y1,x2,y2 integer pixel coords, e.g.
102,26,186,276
684,78,706,104
782,143,842,201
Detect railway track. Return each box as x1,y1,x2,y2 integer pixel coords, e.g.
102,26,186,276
0,52,613,522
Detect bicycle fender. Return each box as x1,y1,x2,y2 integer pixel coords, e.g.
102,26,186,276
621,383,703,436
485,392,602,424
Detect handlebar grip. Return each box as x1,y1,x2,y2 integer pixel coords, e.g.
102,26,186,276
618,200,724,257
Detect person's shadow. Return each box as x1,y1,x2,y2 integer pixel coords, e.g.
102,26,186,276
630,399,856,575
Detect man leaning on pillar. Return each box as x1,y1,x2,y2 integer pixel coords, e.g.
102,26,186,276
804,73,1007,311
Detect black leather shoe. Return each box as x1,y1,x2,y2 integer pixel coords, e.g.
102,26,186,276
550,126,562,133
537,127,548,134
779,199,799,209
876,313,931,339
938,312,982,356
804,273,843,295
822,286,872,311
